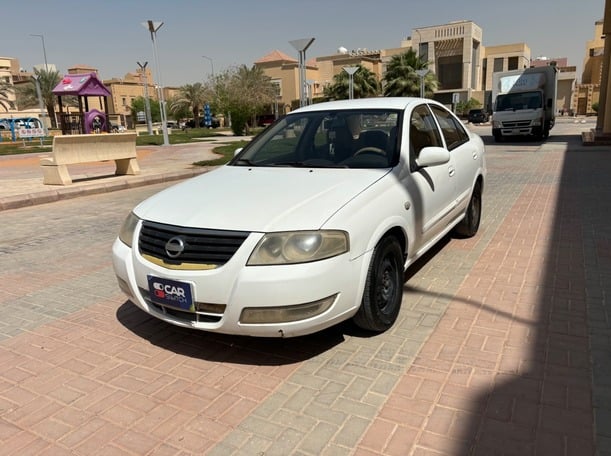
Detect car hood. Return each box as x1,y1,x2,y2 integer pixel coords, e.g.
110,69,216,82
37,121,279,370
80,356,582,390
134,165,390,232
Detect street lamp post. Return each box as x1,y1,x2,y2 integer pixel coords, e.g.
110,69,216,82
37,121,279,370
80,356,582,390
290,38,315,107
306,79,315,105
142,20,169,146
202,55,214,78
415,69,429,98
30,34,48,72
137,61,154,135
343,66,359,100
31,74,48,137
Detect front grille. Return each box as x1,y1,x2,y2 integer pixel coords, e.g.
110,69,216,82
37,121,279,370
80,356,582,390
502,120,531,128
139,221,250,267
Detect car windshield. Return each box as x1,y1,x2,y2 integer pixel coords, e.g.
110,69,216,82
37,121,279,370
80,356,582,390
230,109,401,169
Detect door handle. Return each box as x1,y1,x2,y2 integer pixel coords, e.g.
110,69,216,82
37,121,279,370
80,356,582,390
448,167,455,177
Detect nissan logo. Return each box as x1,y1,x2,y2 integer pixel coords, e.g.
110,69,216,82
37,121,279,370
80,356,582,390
165,236,186,258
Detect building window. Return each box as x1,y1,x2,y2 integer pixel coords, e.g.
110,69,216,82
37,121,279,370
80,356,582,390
419,42,428,62
122,97,127,106
508,57,519,71
493,57,504,72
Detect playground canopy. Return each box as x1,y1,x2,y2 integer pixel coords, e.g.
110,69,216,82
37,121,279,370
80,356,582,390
52,72,112,134
52,72,111,97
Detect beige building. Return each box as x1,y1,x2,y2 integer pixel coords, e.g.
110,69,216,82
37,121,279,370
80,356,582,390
573,19,604,115
0,57,21,113
410,21,484,104
254,20,585,119
66,64,181,127
1,18,599,125
255,20,543,113
481,43,531,94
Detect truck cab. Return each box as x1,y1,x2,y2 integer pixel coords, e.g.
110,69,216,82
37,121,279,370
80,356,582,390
491,66,558,142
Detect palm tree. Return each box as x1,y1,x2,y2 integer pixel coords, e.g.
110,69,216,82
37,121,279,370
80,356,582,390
213,64,276,135
0,79,15,112
14,68,62,128
383,49,438,97
169,82,209,126
324,65,381,100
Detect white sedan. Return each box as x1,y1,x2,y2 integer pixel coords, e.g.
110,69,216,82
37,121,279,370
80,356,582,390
112,98,486,337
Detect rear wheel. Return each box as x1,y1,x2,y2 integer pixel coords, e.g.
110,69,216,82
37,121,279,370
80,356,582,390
455,181,482,237
353,237,404,332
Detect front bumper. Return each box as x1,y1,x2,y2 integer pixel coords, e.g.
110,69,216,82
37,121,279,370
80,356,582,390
112,235,369,337
493,126,542,137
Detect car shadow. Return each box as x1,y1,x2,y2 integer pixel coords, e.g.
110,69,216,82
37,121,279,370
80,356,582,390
116,300,349,366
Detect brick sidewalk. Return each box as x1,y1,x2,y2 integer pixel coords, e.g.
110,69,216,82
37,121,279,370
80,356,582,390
0,129,609,455
357,144,602,455
0,137,250,211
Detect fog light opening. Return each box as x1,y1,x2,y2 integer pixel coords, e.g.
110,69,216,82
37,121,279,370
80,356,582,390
239,294,338,324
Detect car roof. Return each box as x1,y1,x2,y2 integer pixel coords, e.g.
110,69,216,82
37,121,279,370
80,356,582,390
292,97,442,113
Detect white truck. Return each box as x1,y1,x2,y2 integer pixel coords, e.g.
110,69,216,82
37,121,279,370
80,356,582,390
491,65,558,142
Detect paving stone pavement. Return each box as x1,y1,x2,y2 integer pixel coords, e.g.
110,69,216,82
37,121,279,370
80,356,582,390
0,120,609,455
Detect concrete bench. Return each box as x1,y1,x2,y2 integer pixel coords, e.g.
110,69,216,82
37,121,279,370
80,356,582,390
40,133,140,185
135,124,172,136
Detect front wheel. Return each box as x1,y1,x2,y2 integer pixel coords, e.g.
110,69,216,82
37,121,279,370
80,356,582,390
454,181,482,237
353,237,404,332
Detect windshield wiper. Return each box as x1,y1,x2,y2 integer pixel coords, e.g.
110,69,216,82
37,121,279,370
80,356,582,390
269,162,308,167
232,158,258,166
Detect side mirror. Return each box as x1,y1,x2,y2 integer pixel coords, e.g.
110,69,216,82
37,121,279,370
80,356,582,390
415,146,451,168
233,148,243,157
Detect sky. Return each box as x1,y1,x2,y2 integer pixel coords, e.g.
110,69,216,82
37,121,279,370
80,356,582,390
0,0,606,87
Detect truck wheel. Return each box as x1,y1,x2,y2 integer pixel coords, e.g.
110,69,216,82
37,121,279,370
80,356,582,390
353,236,403,332
454,182,482,237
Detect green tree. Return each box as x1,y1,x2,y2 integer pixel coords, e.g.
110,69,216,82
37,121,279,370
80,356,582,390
166,94,191,122
382,49,438,97
456,98,482,116
169,82,209,126
323,65,381,100
14,68,62,127
212,65,277,135
0,79,15,112
130,96,161,124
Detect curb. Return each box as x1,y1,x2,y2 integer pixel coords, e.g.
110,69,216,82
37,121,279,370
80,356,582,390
0,168,208,212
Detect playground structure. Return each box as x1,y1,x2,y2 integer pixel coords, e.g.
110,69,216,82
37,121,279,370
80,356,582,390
52,73,112,135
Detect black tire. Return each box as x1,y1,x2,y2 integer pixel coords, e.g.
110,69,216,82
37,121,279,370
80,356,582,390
455,181,482,237
353,236,404,332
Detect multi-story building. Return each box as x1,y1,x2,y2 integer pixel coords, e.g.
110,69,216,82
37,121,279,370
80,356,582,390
2,18,596,125
0,57,20,113
410,21,485,104
103,67,159,128
573,19,604,115
255,20,545,113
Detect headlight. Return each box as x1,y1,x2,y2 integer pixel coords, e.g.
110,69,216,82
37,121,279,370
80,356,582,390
247,230,349,265
532,118,542,126
118,212,140,247
492,120,501,128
